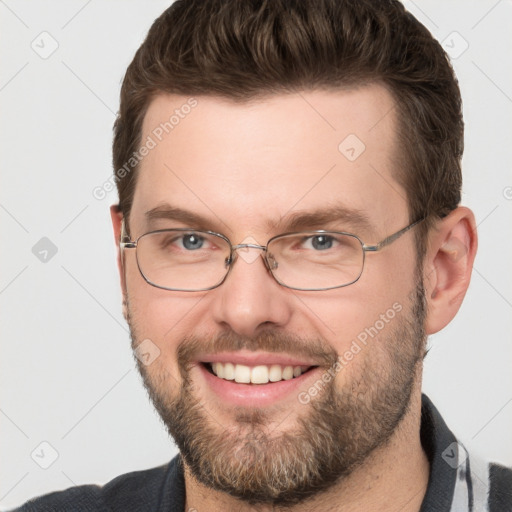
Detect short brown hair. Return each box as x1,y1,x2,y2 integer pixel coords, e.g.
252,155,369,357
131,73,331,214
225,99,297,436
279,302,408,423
113,0,463,257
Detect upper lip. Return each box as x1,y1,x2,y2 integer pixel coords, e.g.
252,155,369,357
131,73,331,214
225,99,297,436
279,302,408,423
196,350,321,367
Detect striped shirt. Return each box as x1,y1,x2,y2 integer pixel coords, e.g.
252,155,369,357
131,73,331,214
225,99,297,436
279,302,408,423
12,394,512,511
419,395,512,511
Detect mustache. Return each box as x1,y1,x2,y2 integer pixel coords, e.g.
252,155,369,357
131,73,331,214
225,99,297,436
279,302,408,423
176,329,339,377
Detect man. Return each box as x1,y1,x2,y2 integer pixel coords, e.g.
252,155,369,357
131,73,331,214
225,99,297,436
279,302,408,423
14,0,511,511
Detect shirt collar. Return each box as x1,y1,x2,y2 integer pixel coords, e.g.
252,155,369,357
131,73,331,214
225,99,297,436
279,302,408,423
419,393,459,511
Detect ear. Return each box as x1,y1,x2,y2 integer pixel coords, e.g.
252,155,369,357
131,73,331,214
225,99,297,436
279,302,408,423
423,206,478,335
110,205,128,319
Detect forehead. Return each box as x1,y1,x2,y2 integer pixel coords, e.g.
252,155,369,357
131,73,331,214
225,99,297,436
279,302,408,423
131,86,407,236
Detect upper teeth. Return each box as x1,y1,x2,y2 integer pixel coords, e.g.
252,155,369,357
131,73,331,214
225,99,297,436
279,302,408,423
210,362,307,384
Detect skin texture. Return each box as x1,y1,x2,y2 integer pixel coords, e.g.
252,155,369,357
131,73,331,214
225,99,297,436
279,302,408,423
111,85,477,511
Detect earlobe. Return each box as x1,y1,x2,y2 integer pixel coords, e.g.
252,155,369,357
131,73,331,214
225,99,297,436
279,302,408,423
424,207,478,335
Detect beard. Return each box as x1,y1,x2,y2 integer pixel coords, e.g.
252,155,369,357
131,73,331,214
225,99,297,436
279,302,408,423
127,280,427,507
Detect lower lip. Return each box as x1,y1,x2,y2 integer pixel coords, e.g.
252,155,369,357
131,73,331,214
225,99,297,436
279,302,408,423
197,363,322,407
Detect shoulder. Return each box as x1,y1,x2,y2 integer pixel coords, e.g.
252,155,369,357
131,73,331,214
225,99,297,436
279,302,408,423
488,462,512,511
101,462,172,511
457,444,512,512
10,460,176,512
419,395,512,511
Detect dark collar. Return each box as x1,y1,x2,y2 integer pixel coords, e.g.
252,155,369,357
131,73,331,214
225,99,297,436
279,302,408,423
419,393,459,511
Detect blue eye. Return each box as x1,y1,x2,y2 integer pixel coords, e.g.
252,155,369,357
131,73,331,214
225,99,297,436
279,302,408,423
304,235,335,250
180,233,204,250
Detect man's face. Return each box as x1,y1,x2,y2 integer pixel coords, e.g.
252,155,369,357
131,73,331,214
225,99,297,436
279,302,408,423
121,86,426,505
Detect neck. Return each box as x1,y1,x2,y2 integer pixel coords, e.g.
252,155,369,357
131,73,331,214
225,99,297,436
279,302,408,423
183,389,430,512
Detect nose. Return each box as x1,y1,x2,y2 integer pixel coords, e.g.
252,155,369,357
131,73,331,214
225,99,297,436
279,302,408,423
210,246,293,337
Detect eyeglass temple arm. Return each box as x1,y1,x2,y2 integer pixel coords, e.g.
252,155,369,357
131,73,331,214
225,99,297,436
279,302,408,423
119,219,136,249
362,218,425,252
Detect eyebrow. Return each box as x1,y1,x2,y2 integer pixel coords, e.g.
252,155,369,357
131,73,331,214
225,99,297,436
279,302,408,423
144,204,373,235
272,206,373,234
145,205,217,231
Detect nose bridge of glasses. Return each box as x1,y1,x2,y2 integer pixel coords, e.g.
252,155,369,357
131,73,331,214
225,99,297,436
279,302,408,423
231,242,267,251
227,243,279,271
230,243,267,264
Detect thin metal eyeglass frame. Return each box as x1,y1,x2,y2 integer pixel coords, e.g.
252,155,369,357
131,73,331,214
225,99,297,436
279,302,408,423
119,217,425,292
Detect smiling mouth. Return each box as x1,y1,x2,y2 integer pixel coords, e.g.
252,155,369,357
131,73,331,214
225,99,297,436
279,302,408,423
203,362,317,384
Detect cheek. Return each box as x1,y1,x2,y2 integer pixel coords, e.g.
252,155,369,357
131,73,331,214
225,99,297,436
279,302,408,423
124,259,203,369
303,297,409,394
125,252,190,332
297,286,402,343
129,291,203,343
128,292,202,389
296,263,415,368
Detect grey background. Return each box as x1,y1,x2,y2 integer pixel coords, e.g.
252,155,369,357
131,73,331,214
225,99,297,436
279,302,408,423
1,0,511,509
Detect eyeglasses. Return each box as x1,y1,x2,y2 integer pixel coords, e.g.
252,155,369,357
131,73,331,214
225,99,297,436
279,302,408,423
120,218,424,292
